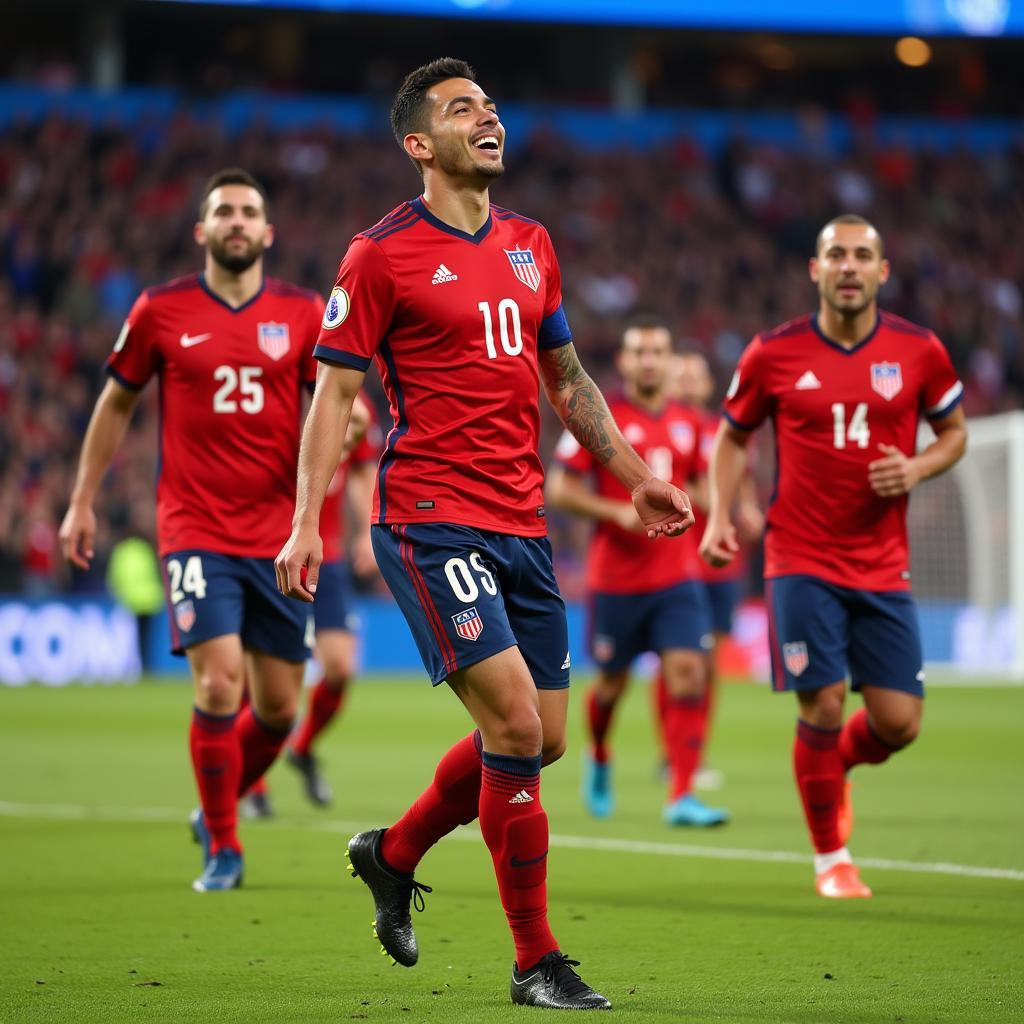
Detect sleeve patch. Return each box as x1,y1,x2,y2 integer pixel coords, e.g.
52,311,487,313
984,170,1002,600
322,287,350,330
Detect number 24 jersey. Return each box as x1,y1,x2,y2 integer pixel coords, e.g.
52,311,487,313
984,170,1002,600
723,311,963,591
313,197,573,537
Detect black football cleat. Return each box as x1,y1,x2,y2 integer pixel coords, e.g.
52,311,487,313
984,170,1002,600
286,748,333,807
346,829,432,968
510,951,612,1010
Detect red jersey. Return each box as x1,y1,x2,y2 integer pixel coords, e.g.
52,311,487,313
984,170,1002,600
107,274,321,558
722,311,963,591
313,198,572,537
319,399,381,562
555,395,704,594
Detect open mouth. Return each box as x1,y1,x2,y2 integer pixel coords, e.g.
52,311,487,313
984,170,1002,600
473,134,500,153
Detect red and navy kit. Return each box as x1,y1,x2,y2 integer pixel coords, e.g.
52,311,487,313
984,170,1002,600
314,198,574,685
555,396,705,595
723,311,963,592
313,197,572,537
107,273,321,559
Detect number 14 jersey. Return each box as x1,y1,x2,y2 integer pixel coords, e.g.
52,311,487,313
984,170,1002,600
313,197,573,537
723,311,963,591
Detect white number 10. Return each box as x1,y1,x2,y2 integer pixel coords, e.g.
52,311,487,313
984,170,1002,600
478,299,524,359
831,402,870,450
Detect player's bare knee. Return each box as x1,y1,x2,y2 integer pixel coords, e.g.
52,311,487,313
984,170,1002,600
797,684,845,730
492,706,544,758
875,714,920,749
661,653,705,700
541,732,566,766
194,671,243,714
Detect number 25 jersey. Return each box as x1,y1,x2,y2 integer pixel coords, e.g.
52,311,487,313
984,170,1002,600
313,197,573,537
723,311,963,591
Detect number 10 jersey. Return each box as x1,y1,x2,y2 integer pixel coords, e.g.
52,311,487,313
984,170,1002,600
313,197,573,537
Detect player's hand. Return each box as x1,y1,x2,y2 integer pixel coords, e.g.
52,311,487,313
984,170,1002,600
274,524,323,603
58,503,97,570
351,530,378,580
868,444,921,497
735,500,764,543
631,477,695,538
700,516,740,567
612,502,646,534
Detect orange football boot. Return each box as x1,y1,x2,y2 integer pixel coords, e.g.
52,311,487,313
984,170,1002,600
838,780,854,846
816,862,872,899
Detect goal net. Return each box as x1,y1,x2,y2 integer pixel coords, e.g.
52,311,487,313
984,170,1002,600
909,411,1024,682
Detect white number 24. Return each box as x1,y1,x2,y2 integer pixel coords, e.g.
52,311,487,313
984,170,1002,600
167,555,208,603
831,402,870,450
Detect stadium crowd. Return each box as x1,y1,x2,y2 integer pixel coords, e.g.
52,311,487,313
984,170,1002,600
1,110,1022,593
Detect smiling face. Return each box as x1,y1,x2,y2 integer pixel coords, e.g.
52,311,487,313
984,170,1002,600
194,184,272,274
406,77,505,183
810,222,890,318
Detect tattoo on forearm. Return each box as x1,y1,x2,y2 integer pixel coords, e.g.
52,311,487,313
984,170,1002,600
541,344,617,465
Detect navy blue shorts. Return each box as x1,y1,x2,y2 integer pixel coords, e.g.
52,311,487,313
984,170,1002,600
371,523,570,689
162,550,314,662
702,578,740,636
766,574,924,696
589,580,713,671
314,559,360,633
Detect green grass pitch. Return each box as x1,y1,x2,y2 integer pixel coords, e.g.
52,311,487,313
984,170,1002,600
1,676,1021,1023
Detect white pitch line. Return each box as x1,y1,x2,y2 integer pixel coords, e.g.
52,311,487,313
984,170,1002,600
1,800,1021,883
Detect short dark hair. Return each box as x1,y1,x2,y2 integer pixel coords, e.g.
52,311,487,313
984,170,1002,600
622,313,672,346
391,57,477,147
815,214,884,257
198,168,268,219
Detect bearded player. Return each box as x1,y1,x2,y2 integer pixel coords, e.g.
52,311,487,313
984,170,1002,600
276,59,694,1010
701,215,966,899
60,169,322,893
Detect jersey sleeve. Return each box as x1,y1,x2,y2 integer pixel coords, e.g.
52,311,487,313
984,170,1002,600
313,236,396,371
553,428,595,475
537,229,572,350
105,291,161,390
722,337,771,431
920,334,964,420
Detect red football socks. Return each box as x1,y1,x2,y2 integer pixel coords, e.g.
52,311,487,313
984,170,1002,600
189,707,242,854
236,705,292,797
587,687,617,764
381,731,483,874
290,678,346,757
793,719,844,853
652,672,670,760
840,707,897,771
665,695,706,800
479,751,558,971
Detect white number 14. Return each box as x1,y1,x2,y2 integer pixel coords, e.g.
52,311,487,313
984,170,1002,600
831,402,870,450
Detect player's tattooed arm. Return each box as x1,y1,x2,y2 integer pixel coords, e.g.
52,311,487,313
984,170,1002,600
538,343,617,466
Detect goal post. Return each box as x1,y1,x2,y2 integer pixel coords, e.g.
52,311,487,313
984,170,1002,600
910,411,1024,682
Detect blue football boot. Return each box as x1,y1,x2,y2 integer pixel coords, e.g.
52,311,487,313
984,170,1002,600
582,757,614,819
189,808,212,867
663,794,729,827
192,848,244,892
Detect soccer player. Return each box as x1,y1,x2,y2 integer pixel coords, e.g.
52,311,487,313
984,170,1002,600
275,59,693,1010
285,400,380,806
59,168,323,893
546,317,728,826
648,351,764,790
701,214,967,899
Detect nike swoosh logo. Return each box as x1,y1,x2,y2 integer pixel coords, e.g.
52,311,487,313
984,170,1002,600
180,332,212,348
510,851,548,868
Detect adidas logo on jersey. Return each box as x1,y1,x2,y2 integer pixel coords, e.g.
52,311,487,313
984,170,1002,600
508,789,534,804
431,264,458,285
795,370,823,390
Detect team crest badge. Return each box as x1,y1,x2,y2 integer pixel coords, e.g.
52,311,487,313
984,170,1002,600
452,607,484,642
257,322,291,361
504,247,541,292
175,600,196,633
322,287,350,329
870,362,903,401
783,641,809,677
670,420,696,453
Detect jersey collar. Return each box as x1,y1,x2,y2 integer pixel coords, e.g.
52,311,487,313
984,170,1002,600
811,312,881,355
411,196,493,245
199,273,265,314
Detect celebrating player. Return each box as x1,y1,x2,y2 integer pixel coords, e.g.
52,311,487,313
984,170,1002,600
701,214,967,899
546,317,728,826
275,59,693,1010
60,169,323,893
